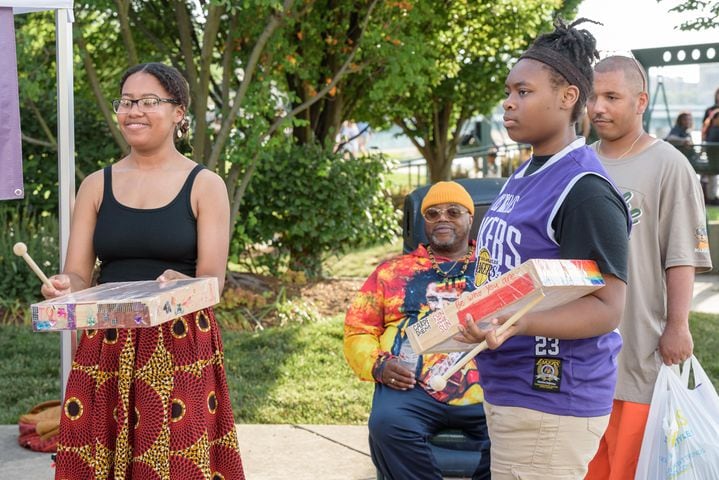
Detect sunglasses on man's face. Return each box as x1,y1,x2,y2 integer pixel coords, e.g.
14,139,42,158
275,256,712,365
422,206,469,223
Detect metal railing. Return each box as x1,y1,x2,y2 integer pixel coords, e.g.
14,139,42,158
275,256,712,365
673,143,719,174
393,142,719,188
393,143,530,189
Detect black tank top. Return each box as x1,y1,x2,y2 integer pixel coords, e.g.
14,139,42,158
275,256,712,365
93,164,203,283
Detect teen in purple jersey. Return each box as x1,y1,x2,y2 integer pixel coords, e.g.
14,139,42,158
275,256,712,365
455,19,630,479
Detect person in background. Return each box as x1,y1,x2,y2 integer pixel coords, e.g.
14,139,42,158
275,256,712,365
345,181,490,480
357,121,372,154
41,62,245,479
336,120,360,156
585,55,712,480
702,86,719,125
700,94,719,202
706,110,719,143
664,112,693,147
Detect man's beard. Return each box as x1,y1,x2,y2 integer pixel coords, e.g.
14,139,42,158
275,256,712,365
429,230,459,252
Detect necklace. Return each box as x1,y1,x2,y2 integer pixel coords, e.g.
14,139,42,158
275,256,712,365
427,245,474,290
599,131,644,160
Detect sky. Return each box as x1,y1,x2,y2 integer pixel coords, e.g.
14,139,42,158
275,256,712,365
576,0,718,82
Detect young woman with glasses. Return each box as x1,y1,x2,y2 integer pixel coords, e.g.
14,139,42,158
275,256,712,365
41,63,245,479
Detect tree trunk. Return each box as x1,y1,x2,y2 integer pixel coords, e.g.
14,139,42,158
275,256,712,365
75,30,129,155
114,0,138,66
427,151,453,182
289,57,346,147
314,92,344,148
397,100,468,183
289,75,313,144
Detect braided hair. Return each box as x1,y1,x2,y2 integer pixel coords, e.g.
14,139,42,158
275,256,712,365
522,17,601,123
120,63,191,140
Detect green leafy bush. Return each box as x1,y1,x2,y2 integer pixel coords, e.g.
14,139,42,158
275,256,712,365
16,13,122,214
0,203,59,322
231,142,401,277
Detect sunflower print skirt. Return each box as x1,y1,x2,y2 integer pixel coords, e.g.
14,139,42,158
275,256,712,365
54,308,245,480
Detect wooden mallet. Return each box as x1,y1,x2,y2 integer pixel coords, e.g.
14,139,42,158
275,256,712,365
428,293,544,391
13,242,55,290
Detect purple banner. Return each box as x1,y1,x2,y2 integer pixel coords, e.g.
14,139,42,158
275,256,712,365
0,7,24,201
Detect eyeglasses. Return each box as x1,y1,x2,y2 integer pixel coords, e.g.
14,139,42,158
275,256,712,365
112,97,180,114
422,206,469,223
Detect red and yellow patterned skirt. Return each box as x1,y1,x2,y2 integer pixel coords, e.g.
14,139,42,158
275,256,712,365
54,308,245,480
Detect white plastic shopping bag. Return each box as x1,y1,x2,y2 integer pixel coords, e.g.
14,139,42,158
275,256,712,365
635,355,719,479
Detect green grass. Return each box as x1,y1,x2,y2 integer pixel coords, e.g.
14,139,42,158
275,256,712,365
387,171,423,192
324,238,402,278
0,316,373,425
3,312,719,425
224,315,372,424
688,312,719,384
0,326,61,423
708,206,719,222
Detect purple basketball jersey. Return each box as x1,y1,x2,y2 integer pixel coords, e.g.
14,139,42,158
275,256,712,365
475,139,625,417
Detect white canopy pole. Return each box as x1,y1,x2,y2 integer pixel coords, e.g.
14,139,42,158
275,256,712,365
8,0,73,14
4,0,77,399
55,7,76,399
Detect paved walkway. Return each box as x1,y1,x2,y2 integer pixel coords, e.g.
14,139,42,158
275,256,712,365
0,424,376,480
239,424,375,479
688,274,719,314
3,275,719,479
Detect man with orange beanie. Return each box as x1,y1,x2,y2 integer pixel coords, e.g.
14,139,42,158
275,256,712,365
345,181,490,480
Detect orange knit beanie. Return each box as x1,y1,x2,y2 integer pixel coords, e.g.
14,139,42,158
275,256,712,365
420,181,474,215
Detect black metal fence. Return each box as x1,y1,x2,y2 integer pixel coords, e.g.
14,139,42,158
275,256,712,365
393,142,719,188
392,143,530,190
677,143,719,174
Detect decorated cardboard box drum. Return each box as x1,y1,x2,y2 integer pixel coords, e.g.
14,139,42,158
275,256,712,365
407,259,605,354
31,278,219,332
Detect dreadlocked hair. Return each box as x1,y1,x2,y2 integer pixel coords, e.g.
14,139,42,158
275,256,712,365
531,17,601,123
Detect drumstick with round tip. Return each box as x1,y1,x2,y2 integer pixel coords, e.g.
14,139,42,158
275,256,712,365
12,242,55,290
428,293,545,391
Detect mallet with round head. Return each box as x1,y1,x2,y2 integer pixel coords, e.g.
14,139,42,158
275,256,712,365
13,242,55,290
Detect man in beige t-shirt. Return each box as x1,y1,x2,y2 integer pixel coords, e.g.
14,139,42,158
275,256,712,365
585,56,712,480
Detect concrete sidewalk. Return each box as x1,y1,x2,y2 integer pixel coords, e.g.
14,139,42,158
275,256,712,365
238,424,375,480
689,273,719,314
0,424,376,480
2,275,719,479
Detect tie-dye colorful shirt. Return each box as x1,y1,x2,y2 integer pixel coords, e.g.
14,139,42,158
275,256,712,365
344,243,483,406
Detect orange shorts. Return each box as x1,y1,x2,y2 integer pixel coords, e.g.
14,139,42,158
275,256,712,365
585,399,650,480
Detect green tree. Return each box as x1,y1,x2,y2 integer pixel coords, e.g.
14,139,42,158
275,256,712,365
355,0,579,182
658,0,719,30
280,1,437,148
68,0,388,232
15,12,119,213
15,1,583,252
232,143,399,277
15,1,411,277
